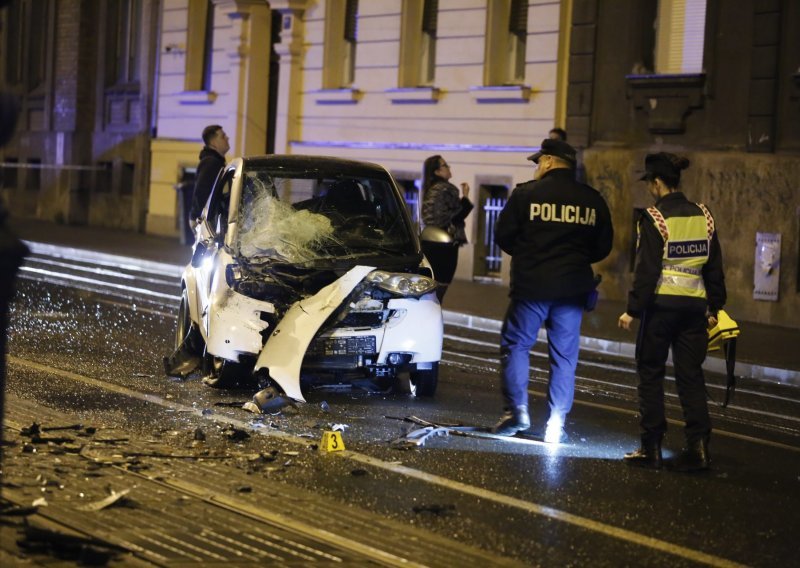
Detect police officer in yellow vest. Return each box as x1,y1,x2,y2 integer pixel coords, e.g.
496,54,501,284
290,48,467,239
618,152,726,472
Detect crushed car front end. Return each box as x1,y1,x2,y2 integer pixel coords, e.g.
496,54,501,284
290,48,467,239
167,155,443,402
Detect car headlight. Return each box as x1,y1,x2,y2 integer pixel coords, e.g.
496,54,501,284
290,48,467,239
366,270,437,298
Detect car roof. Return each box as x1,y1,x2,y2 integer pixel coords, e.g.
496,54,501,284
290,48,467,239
241,155,391,178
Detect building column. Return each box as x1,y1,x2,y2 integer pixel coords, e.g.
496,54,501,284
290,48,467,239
219,0,271,156
270,1,308,155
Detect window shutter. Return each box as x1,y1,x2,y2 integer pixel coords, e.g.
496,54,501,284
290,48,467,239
344,0,358,43
509,0,529,36
422,0,438,35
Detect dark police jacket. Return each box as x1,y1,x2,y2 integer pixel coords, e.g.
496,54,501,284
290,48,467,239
190,146,226,220
627,192,726,317
495,168,613,301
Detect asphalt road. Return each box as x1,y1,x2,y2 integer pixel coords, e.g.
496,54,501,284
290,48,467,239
3,250,800,567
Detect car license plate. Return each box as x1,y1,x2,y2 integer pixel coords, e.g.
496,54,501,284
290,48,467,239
308,336,376,356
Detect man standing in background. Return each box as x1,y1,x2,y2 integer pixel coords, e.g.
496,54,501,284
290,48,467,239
190,125,230,224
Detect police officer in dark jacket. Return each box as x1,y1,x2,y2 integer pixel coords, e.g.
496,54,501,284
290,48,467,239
619,152,726,472
189,124,230,222
493,139,613,441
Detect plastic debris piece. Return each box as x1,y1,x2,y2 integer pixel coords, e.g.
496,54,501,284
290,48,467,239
350,469,368,477
224,426,251,442
21,423,41,436
244,386,295,415
31,497,48,507
331,423,348,432
319,401,330,412
77,489,132,512
412,503,456,516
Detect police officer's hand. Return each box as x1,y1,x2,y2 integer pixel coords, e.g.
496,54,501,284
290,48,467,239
618,312,634,331
707,315,718,328
460,182,470,198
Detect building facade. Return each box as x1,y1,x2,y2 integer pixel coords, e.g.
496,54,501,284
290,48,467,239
3,0,798,327
146,0,570,283
0,0,159,230
569,0,800,327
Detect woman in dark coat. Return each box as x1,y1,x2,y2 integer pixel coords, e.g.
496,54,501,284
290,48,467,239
420,155,474,302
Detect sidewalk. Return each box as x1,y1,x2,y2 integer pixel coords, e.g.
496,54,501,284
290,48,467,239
14,218,800,385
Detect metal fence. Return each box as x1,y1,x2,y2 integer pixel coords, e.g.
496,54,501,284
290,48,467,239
403,186,420,231
483,196,507,273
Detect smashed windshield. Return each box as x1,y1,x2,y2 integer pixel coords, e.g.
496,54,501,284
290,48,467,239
236,166,415,263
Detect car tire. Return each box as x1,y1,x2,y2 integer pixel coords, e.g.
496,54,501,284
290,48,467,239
176,288,204,355
396,363,438,397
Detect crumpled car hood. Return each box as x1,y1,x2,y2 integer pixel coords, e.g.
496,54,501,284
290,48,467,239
254,265,376,402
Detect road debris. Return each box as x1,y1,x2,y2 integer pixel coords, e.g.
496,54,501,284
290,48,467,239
77,488,133,512
387,415,546,448
412,503,456,516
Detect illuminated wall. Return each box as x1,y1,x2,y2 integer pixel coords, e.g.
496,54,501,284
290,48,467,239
147,0,570,281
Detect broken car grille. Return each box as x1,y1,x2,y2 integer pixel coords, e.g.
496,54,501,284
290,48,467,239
337,311,385,328
307,336,377,356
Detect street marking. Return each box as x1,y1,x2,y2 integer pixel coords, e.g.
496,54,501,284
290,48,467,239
444,332,800,410
19,266,180,301
6,355,753,567
28,256,178,286
442,348,800,451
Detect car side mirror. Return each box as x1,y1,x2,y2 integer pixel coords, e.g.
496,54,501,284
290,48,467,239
191,241,208,268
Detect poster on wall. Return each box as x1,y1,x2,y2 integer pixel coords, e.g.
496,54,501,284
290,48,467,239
753,232,781,301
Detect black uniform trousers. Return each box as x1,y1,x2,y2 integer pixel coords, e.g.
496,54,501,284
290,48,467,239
420,241,458,302
636,308,711,445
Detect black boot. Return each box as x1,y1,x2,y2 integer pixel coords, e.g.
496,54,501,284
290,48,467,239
492,405,531,436
623,437,663,469
673,438,710,472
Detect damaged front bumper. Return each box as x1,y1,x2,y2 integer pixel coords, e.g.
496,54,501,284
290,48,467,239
182,262,442,403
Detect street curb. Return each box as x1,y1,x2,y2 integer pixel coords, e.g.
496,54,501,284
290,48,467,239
24,239,799,386
442,310,800,387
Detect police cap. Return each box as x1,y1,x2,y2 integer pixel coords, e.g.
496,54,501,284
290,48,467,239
527,139,577,166
640,153,680,182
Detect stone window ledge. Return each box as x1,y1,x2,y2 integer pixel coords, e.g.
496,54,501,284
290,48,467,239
384,87,440,104
469,85,531,103
178,91,217,105
626,73,706,134
314,88,361,105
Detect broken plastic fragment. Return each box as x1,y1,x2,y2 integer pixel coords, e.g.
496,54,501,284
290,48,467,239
77,489,132,512
243,385,296,415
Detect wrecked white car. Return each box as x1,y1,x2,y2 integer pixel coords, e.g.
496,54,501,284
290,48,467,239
165,155,443,408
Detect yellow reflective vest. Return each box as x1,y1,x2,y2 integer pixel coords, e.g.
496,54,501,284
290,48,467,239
645,204,714,300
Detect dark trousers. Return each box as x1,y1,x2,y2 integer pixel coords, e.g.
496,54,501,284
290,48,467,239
420,241,458,303
636,309,711,445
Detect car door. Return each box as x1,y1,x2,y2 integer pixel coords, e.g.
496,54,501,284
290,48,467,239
195,167,236,331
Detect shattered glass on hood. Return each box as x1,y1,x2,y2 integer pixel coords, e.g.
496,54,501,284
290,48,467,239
237,173,338,262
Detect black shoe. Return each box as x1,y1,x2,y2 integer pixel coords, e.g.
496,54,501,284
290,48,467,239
493,405,530,436
672,438,710,472
624,439,663,469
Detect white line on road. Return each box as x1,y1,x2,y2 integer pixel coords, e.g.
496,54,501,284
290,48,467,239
445,332,800,409
28,256,179,287
6,355,751,568
20,266,180,302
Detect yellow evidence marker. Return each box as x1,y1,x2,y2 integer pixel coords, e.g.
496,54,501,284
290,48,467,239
320,431,345,452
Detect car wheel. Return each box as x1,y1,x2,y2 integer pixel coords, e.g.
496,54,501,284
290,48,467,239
175,288,203,354
396,363,438,397
410,363,438,397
